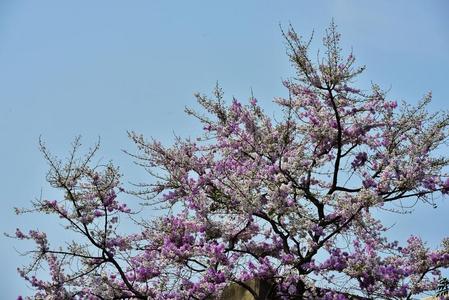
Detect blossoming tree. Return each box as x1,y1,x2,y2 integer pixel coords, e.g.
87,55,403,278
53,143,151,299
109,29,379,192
13,23,449,300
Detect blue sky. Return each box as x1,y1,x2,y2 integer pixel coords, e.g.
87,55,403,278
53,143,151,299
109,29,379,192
1,1,449,297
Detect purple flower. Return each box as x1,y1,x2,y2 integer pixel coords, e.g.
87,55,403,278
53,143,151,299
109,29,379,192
351,152,368,169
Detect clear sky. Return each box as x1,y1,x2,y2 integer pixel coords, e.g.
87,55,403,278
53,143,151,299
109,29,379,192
1,1,449,297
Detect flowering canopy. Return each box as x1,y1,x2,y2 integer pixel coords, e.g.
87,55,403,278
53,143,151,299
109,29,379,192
13,23,449,300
